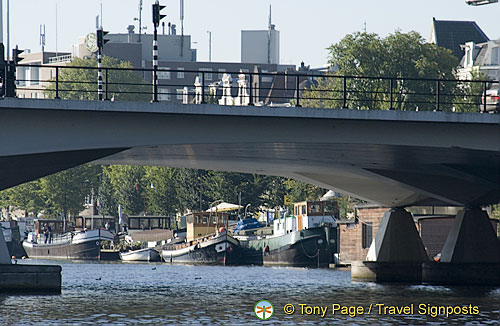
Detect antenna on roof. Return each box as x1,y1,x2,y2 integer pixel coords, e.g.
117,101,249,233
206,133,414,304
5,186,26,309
40,24,46,52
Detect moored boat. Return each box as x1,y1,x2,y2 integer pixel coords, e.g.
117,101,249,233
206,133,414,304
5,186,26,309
160,211,241,265
234,200,339,268
161,230,240,265
120,247,161,262
22,219,114,260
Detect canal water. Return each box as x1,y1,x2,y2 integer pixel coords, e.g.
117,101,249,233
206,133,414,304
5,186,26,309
1,260,499,325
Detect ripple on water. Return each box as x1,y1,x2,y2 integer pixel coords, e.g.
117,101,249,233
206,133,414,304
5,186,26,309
2,260,499,325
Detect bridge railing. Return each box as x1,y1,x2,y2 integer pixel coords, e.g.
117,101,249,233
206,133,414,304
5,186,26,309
10,63,500,113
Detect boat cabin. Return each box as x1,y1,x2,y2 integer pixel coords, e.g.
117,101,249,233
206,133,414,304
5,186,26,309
273,200,339,236
127,215,173,231
33,219,74,236
294,200,339,229
74,215,116,231
186,212,229,242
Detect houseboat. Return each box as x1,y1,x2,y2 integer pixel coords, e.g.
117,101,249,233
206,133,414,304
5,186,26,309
235,200,339,268
161,211,241,265
23,219,114,260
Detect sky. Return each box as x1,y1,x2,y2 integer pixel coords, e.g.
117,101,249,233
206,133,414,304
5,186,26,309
3,0,500,68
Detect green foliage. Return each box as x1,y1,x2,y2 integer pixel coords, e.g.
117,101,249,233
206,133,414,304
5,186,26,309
45,56,151,101
0,181,44,217
302,31,460,111
453,70,490,113
39,165,101,219
103,166,146,215
284,179,325,204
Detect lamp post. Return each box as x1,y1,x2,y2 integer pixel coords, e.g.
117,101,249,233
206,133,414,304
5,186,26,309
207,30,212,62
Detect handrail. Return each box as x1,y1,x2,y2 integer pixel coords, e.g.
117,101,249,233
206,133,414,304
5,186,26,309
4,62,499,113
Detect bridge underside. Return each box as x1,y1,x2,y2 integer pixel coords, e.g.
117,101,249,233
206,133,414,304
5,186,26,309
94,142,500,207
0,99,499,207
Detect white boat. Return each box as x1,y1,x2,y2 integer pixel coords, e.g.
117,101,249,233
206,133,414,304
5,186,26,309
119,247,160,262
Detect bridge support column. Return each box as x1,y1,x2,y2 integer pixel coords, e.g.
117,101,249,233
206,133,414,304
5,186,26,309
0,227,12,264
422,208,500,285
351,207,428,283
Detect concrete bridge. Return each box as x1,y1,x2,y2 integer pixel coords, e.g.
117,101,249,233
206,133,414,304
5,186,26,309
0,98,499,208
1,97,499,285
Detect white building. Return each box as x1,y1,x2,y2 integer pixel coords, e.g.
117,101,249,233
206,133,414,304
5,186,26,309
457,40,500,81
241,28,280,65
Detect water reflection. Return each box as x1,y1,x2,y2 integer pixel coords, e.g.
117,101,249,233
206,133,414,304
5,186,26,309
0,260,498,325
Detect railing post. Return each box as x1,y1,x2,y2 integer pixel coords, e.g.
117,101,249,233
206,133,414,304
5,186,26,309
295,74,301,107
389,78,394,110
55,66,60,99
435,79,441,111
249,72,254,106
3,65,7,97
343,76,347,109
105,68,109,101
201,71,206,104
482,81,487,113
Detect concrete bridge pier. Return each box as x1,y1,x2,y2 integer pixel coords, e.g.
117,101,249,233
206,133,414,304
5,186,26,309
0,229,61,293
351,207,428,283
422,208,500,285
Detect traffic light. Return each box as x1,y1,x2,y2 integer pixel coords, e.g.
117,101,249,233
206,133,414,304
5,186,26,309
12,46,24,65
152,2,166,27
96,29,109,49
3,45,24,97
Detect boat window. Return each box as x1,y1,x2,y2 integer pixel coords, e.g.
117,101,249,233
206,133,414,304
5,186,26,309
203,216,208,224
301,205,306,215
308,204,321,215
212,215,217,224
195,215,200,224
130,218,140,229
324,202,338,215
75,217,83,228
150,219,159,228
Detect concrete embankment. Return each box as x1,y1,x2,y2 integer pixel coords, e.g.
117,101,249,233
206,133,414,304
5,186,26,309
0,264,62,293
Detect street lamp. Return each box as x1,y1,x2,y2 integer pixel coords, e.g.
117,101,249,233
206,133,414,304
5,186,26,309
466,0,498,5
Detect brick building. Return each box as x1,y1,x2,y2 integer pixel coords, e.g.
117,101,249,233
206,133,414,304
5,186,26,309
337,204,386,264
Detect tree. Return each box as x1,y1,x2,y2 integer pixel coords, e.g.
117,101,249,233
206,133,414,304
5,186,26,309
302,31,460,111
103,165,146,215
45,56,151,101
39,165,101,219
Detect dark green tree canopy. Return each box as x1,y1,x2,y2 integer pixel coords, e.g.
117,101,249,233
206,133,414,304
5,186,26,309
304,30,462,111
46,56,151,101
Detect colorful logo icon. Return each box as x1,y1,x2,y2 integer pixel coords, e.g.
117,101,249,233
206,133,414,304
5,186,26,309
254,300,274,320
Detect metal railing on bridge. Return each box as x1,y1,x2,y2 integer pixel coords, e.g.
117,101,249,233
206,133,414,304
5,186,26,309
6,63,500,113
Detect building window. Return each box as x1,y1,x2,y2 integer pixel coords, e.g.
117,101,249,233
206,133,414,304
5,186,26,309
158,88,170,101
158,68,171,80
218,68,226,80
492,47,499,65
199,68,213,81
177,67,185,79
362,222,373,249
